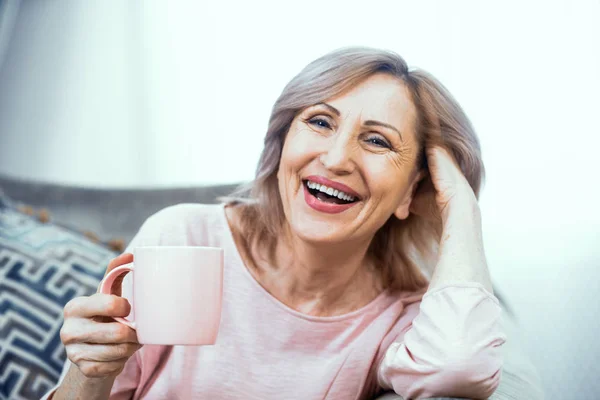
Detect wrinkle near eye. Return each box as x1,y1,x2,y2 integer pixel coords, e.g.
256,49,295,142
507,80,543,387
387,145,414,170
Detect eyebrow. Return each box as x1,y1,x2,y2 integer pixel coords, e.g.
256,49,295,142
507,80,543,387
313,102,403,140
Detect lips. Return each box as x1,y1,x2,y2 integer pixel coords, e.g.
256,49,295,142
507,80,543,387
305,181,357,203
304,175,361,200
302,175,361,214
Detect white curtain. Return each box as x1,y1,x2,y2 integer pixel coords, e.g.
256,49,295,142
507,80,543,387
0,1,150,187
0,0,21,72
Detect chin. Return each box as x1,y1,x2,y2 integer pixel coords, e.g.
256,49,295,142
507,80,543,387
288,217,353,245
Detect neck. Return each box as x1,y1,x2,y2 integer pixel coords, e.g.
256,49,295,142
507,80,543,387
261,224,382,316
225,204,383,317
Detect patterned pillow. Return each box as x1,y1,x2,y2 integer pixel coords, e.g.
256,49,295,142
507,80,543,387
0,192,116,400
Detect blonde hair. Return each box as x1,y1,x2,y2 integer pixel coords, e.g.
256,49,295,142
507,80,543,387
227,46,484,292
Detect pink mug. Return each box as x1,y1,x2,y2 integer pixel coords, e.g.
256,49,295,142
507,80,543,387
99,246,224,345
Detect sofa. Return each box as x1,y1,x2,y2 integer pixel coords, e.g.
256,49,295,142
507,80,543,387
0,173,544,400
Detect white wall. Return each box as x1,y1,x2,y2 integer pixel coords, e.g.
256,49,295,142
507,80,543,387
1,0,599,396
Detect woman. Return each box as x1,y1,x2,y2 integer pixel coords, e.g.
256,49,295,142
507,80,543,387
48,47,505,399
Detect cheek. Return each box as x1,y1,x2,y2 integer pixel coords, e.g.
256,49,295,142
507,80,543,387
362,155,412,200
278,132,312,196
280,128,319,169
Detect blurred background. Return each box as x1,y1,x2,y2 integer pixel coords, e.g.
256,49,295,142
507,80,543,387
0,0,598,397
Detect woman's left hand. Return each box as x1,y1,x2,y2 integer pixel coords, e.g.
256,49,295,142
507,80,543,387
409,145,493,293
409,146,479,226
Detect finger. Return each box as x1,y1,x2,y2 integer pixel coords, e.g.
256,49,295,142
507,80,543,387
67,343,142,363
98,253,134,295
62,318,139,344
77,359,129,378
64,294,131,319
106,253,133,275
427,146,464,178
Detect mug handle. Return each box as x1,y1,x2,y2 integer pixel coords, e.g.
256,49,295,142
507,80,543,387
98,263,136,330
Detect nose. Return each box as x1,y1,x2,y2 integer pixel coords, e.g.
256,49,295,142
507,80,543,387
318,133,356,175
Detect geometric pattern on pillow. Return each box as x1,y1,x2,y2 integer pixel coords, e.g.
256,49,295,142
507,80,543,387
0,201,116,400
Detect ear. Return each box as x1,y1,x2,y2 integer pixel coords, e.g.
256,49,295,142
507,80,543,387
393,170,426,220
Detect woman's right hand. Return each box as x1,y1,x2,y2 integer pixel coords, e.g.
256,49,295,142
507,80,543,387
60,253,142,379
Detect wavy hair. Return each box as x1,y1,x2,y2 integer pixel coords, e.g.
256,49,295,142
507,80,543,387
226,46,484,292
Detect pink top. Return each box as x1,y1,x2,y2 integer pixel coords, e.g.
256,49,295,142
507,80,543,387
45,203,505,400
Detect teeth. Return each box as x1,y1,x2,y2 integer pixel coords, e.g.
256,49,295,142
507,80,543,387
305,180,356,202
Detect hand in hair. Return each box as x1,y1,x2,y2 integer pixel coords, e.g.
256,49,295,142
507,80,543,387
409,146,477,225
410,145,493,293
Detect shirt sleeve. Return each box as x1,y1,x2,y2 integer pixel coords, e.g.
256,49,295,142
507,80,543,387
378,282,507,399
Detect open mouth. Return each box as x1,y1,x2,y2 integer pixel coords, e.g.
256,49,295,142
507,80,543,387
303,180,359,205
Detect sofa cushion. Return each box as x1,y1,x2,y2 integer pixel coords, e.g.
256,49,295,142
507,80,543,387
0,174,239,246
0,193,115,400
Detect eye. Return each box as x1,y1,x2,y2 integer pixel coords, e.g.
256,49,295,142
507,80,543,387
307,117,332,130
364,134,392,149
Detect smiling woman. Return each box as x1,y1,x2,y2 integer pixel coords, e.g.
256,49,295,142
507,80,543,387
278,74,422,249
47,46,509,400
228,47,484,292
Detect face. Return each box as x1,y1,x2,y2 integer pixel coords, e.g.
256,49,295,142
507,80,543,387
277,73,424,245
